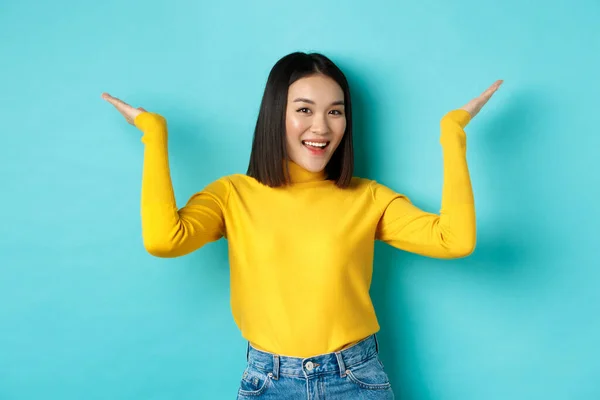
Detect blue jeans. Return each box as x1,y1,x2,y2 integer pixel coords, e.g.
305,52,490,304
237,334,395,399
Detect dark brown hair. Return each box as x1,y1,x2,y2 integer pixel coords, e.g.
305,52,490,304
246,52,354,188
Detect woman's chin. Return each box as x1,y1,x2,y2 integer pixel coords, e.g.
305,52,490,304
298,159,328,172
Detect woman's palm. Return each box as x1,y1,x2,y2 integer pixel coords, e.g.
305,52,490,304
101,93,146,125
460,80,503,119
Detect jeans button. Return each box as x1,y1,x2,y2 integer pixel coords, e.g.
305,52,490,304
305,361,314,371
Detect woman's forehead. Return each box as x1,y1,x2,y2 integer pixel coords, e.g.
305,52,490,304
288,75,344,102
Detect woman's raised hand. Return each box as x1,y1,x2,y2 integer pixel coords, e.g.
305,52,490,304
101,93,147,125
460,80,503,119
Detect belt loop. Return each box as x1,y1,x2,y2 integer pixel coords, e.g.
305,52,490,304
335,351,347,378
272,354,280,380
246,342,250,361
373,334,380,353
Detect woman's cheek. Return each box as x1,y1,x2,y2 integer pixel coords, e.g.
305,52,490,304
288,116,305,132
334,120,347,142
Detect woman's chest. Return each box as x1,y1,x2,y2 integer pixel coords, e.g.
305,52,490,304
225,185,380,256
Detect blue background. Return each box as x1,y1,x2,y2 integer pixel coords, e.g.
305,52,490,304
1,0,599,399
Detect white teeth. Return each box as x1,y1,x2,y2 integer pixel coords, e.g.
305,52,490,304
304,141,327,148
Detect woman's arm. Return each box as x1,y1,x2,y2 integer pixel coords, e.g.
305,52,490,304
374,80,503,259
135,112,229,258
373,109,475,258
102,93,228,258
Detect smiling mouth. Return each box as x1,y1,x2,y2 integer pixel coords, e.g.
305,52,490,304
302,140,330,150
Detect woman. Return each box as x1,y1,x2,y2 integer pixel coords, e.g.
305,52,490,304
102,52,502,399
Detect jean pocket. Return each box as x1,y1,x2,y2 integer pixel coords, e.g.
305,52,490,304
345,356,392,390
238,365,273,397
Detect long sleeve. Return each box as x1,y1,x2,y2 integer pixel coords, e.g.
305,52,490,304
134,112,229,258
373,109,476,258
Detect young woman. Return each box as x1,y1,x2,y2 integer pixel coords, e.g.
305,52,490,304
102,52,502,399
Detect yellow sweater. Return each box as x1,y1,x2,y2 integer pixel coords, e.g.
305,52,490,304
135,109,475,357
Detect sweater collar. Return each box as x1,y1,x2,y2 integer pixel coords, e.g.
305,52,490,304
286,160,327,184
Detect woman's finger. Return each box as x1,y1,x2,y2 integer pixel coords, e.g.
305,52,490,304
477,80,503,108
480,80,503,100
101,92,144,125
460,80,503,118
102,92,135,114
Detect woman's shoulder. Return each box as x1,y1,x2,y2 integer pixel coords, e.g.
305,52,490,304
223,173,259,186
210,173,264,192
348,176,377,189
349,176,411,203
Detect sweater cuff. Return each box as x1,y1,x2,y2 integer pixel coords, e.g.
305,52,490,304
439,109,471,150
134,112,168,143
444,109,472,128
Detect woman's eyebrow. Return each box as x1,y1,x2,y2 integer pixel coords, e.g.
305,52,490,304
293,98,345,106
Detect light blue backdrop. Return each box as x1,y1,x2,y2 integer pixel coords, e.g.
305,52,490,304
1,0,598,399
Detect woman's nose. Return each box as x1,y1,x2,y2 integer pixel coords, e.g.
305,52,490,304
310,115,329,134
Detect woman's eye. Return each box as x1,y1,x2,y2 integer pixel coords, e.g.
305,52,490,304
297,108,310,113
330,110,343,115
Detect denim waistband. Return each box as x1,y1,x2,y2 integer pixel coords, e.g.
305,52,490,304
245,335,380,379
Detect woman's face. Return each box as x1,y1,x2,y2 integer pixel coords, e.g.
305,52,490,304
285,74,346,173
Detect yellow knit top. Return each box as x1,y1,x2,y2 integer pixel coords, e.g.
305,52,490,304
135,109,475,357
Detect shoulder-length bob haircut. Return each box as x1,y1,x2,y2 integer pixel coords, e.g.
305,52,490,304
246,52,354,188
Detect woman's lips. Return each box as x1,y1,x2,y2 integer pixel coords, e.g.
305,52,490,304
302,140,330,155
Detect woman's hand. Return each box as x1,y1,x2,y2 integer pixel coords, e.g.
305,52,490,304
101,92,147,125
460,80,503,119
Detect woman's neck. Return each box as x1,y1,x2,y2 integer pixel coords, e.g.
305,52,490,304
286,160,327,183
